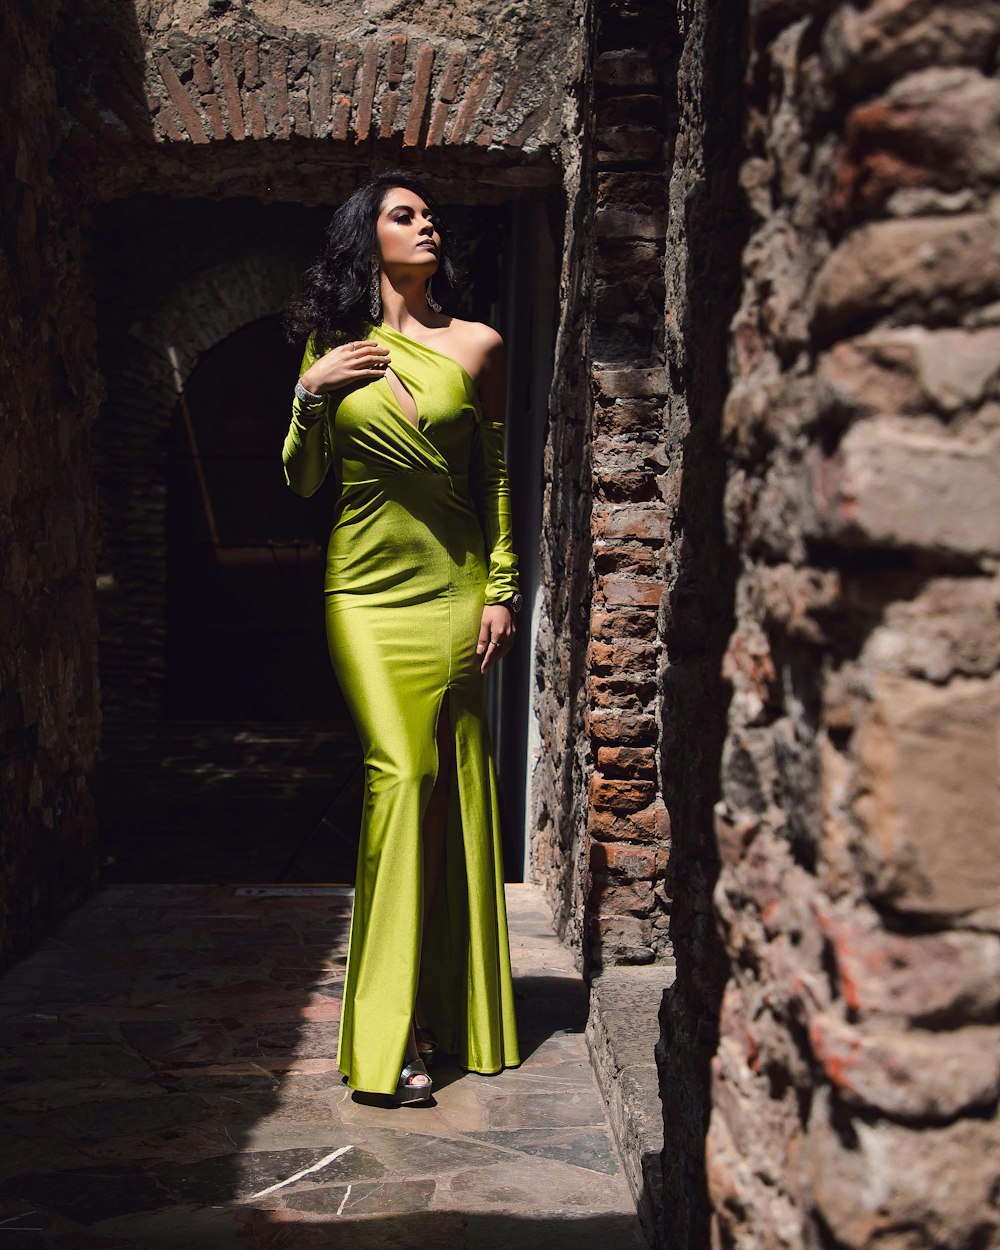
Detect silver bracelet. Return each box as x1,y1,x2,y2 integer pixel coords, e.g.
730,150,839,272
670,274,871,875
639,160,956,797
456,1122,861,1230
295,378,327,405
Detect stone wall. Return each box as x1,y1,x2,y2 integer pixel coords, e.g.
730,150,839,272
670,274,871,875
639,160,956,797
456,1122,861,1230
0,3,103,970
652,1,747,1245
705,3,1000,1248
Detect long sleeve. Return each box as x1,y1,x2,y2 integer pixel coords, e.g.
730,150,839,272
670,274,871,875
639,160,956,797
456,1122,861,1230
282,333,333,498
470,417,520,605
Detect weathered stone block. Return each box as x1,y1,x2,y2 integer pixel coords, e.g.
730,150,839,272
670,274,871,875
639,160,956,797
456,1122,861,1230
807,418,1000,559
809,1012,1000,1120
812,210,1000,338
587,913,655,960
818,326,1000,419
806,1088,1000,1249
864,576,1000,682
822,1,1000,94
818,905,1000,1025
834,68,1000,217
854,674,1000,915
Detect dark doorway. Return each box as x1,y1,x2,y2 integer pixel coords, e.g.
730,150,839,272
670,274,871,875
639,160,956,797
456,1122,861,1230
165,313,344,723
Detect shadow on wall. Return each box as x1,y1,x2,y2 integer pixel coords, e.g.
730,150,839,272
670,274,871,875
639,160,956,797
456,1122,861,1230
654,3,748,1249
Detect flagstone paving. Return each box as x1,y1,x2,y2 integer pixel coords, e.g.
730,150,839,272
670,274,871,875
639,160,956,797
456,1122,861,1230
0,884,648,1248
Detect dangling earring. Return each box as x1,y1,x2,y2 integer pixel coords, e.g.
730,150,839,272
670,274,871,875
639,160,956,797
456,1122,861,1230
425,277,442,313
368,257,382,324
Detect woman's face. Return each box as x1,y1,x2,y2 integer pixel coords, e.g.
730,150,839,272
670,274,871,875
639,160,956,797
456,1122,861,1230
374,186,441,274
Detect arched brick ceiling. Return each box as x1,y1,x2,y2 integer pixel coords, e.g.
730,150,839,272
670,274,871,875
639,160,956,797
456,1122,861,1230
57,22,573,203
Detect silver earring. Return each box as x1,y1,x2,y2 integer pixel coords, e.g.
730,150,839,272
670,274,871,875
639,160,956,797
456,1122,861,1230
368,257,382,323
425,277,442,313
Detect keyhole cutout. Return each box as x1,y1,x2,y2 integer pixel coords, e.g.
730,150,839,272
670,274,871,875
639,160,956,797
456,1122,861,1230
384,366,419,429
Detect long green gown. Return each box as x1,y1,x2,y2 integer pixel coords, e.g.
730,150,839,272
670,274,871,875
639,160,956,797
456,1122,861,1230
281,320,521,1094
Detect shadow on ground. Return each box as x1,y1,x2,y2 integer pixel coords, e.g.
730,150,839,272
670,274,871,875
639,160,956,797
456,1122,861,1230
0,885,646,1249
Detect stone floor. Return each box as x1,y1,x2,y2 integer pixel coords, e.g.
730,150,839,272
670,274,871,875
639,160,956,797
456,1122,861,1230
0,883,647,1249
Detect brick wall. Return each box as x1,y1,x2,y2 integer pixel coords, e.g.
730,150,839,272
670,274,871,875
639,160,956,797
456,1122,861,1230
584,3,675,970
705,3,1000,1247
0,3,103,969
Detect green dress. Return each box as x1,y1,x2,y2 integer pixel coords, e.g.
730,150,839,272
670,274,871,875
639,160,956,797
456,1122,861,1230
281,320,521,1094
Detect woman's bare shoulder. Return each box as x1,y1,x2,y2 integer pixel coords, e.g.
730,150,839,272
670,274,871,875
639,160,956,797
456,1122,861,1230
447,318,504,374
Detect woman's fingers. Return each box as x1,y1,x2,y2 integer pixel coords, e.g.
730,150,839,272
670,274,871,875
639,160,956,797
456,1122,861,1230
479,623,516,673
350,342,385,375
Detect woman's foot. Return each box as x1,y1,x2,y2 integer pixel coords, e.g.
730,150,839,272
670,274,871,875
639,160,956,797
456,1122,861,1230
396,1022,432,1104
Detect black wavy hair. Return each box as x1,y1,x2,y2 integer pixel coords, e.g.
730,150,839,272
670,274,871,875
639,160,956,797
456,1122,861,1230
283,169,459,353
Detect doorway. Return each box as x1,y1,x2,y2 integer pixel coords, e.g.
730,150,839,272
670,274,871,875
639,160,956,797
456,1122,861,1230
91,191,553,887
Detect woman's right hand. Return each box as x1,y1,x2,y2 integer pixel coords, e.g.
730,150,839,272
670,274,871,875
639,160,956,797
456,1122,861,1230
300,340,391,395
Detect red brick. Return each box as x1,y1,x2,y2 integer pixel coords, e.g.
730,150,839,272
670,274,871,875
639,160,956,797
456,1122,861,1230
593,367,668,401
448,49,496,144
241,41,268,139
588,674,656,711
338,41,360,93
588,638,658,674
586,710,657,745
386,33,408,85
590,605,658,642
354,39,379,141
596,575,666,607
595,505,671,541
590,840,656,877
438,50,466,103
156,54,209,144
596,746,656,780
591,874,655,915
597,125,664,165
331,94,351,140
589,775,656,812
310,39,335,136
403,45,435,146
593,394,664,434
425,98,451,146
594,51,656,87
587,804,660,843
379,90,399,139
190,47,225,140
216,40,245,141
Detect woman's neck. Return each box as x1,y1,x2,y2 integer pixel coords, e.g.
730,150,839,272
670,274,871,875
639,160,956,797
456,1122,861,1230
378,276,443,332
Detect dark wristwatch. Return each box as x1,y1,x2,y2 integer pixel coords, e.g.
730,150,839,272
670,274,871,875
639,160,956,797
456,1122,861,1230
503,593,523,613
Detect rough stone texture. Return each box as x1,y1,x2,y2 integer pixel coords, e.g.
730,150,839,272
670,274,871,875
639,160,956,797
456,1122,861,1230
0,2,103,971
586,963,674,1247
704,3,1000,1249
649,3,746,1248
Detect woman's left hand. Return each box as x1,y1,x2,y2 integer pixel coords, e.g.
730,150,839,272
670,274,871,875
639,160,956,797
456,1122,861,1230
477,604,516,673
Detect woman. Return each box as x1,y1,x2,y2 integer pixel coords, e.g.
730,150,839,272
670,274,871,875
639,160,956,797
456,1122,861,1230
280,170,522,1105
